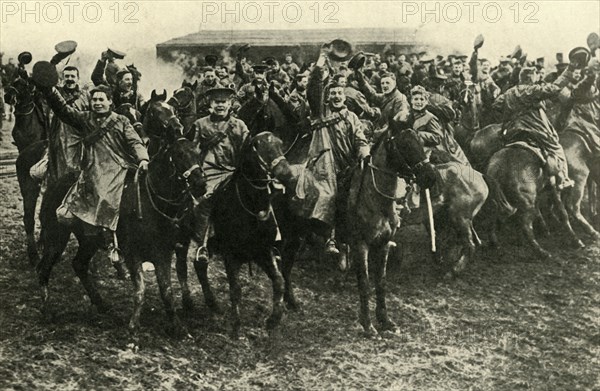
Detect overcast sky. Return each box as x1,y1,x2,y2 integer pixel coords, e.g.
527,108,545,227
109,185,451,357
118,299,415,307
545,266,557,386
1,1,598,92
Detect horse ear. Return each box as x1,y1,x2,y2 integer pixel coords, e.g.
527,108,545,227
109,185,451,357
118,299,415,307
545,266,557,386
181,80,187,88
192,80,198,90
160,89,167,101
151,90,157,101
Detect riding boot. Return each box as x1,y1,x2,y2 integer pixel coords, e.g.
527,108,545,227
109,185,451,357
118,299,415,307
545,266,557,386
191,198,213,263
102,229,124,265
324,231,340,256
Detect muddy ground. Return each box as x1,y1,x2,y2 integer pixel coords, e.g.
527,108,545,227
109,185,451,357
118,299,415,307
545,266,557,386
1,117,599,390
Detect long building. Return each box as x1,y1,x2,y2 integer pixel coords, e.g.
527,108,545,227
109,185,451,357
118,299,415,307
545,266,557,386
156,27,423,67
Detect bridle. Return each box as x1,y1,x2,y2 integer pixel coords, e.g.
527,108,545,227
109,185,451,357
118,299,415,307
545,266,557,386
366,134,429,201
6,84,35,116
170,89,194,112
143,137,205,225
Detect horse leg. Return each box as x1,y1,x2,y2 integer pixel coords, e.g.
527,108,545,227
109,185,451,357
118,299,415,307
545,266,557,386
17,172,41,266
37,228,70,316
190,244,220,314
70,234,106,312
257,248,285,338
154,254,186,338
520,208,551,259
281,236,301,311
550,189,585,249
371,242,395,332
174,241,194,311
353,241,377,336
452,218,476,276
224,257,243,339
564,168,600,240
127,258,145,339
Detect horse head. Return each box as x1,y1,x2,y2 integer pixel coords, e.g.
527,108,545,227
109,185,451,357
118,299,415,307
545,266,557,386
168,85,196,113
386,127,437,190
250,131,287,176
165,137,207,200
5,77,36,110
142,99,184,142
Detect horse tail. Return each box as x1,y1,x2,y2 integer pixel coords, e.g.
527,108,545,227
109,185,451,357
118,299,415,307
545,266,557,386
482,174,516,217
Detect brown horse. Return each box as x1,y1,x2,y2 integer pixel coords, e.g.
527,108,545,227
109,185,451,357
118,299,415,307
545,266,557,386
168,81,197,137
560,130,600,240
486,146,584,259
6,77,50,265
37,100,207,340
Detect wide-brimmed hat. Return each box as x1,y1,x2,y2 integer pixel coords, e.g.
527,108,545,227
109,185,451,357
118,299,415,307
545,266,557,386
327,39,353,62
31,61,58,88
569,47,591,67
18,51,32,65
348,52,366,70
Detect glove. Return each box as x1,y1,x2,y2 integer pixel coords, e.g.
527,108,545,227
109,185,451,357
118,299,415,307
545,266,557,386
138,160,149,172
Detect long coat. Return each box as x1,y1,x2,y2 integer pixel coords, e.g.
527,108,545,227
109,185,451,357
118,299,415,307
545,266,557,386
45,89,149,230
413,109,470,165
357,73,410,130
191,114,250,196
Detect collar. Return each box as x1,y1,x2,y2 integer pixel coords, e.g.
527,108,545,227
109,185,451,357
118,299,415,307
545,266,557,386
209,112,231,122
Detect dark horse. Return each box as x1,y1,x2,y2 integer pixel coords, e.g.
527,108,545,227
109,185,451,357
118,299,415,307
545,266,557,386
167,81,198,137
199,132,289,339
37,99,207,339
259,128,437,334
5,76,50,265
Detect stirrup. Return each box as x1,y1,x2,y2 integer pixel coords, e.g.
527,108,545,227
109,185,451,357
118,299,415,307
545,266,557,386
195,246,209,263
324,239,340,256
107,245,124,265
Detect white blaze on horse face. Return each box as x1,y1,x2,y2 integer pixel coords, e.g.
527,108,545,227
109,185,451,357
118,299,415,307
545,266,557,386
91,92,111,114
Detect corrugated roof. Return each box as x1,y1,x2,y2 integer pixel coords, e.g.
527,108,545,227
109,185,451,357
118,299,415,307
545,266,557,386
156,28,417,47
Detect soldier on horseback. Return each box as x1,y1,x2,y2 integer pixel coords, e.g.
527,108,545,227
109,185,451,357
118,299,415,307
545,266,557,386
91,50,146,111
493,66,577,189
409,85,470,165
303,46,371,258
42,83,149,260
188,87,250,264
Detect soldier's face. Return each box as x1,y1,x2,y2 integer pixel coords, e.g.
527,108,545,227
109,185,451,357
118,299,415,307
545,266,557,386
336,76,347,87
573,69,581,81
380,77,396,94
328,87,345,109
119,73,133,91
204,71,216,84
91,92,111,114
481,61,491,73
63,70,79,89
216,68,227,78
379,63,388,72
254,71,266,81
411,94,428,111
452,63,463,76
210,98,232,117
285,55,292,63
297,76,308,89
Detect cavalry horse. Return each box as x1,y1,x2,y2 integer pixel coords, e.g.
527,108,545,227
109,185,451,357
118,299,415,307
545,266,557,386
5,76,50,265
37,97,207,339
560,129,600,240
168,81,198,137
199,132,288,339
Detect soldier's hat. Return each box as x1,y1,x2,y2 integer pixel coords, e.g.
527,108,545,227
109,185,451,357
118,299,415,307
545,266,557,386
568,47,591,67
348,51,366,70
31,61,58,88
436,55,444,62
262,56,277,66
115,67,132,80
418,51,427,58
18,51,32,65
555,52,565,64
478,58,489,63
451,58,463,65
456,54,469,62
587,32,599,52
55,40,77,56
499,56,511,64
205,87,236,100
510,45,523,60
107,47,126,60
535,57,545,70
420,56,435,64
205,54,219,66
251,64,269,73
327,39,353,62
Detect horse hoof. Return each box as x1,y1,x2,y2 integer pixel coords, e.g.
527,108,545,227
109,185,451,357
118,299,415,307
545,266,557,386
361,324,378,338
571,240,585,250
207,300,223,315
182,297,195,312
379,319,397,332
285,299,302,313
536,250,552,260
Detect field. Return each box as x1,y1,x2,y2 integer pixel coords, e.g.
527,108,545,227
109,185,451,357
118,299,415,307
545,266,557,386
1,117,599,390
